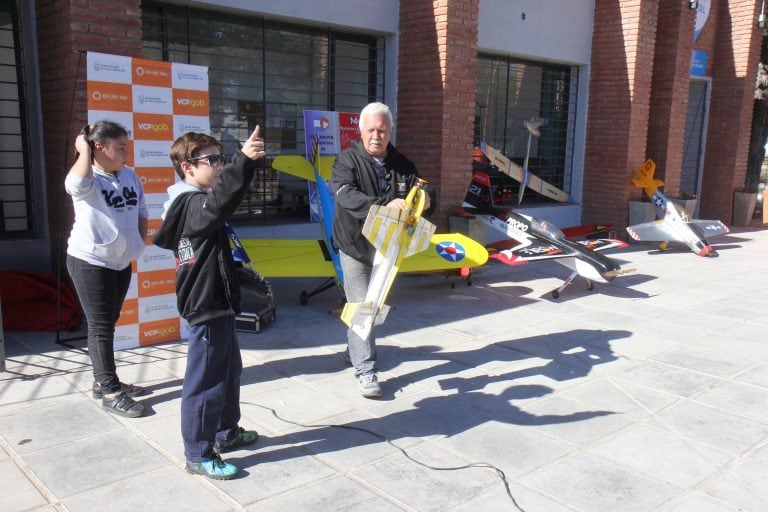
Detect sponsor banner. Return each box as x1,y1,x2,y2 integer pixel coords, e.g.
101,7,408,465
125,272,138,300
303,110,361,221
88,51,132,84
87,81,132,112
139,317,181,346
304,110,341,157
138,268,177,298
144,218,164,245
88,52,208,348
115,324,140,351
138,244,176,272
173,89,210,116
134,140,172,167
138,293,179,323
134,112,174,141
133,85,174,114
132,57,172,88
173,114,211,139
87,110,134,138
137,166,175,194
115,298,139,326
172,62,209,90
338,112,361,151
144,192,169,220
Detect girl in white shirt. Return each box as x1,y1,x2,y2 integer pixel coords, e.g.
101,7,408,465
65,120,148,418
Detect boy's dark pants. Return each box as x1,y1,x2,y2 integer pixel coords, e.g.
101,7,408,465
181,314,243,462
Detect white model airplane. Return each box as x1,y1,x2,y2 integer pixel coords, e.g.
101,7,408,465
625,159,729,257
340,183,436,341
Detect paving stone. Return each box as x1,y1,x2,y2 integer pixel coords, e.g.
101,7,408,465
21,430,169,498
522,452,679,512
0,459,48,512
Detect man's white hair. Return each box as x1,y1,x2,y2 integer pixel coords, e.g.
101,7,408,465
359,102,393,129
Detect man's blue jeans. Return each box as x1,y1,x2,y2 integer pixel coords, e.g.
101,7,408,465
340,251,376,376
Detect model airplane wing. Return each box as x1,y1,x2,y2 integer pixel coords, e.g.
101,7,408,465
239,239,336,277
241,233,486,278
487,237,621,264
271,154,335,182
488,236,626,262
626,219,729,243
625,220,667,242
577,238,627,252
480,141,571,203
689,219,729,237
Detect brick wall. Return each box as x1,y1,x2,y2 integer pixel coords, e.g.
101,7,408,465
646,2,696,195
582,0,659,228
699,0,762,222
36,0,143,271
396,0,479,230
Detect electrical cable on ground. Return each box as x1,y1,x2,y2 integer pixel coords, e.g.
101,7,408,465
243,401,527,511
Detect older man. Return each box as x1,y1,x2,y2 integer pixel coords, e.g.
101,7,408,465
330,102,432,398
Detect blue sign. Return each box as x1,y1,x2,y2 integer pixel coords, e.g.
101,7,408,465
690,50,707,77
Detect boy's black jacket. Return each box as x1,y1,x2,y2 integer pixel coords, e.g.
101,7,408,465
153,150,256,325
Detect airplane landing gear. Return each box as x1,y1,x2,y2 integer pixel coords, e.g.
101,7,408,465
551,273,593,299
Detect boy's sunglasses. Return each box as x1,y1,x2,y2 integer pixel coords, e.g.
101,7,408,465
187,154,224,167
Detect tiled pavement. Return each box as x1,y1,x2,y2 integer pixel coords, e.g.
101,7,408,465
2,226,768,512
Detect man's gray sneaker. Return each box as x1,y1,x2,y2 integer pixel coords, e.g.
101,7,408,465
357,371,382,398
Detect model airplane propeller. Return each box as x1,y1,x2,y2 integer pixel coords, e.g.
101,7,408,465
625,159,729,257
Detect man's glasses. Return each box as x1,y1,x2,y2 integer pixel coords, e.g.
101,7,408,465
187,154,224,167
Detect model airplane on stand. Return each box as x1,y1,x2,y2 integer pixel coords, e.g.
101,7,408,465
341,183,435,340
625,159,729,257
454,170,633,298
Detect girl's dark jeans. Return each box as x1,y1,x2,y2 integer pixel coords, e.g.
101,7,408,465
66,255,132,393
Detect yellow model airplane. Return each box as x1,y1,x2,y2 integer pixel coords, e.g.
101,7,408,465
240,153,488,304
341,183,435,338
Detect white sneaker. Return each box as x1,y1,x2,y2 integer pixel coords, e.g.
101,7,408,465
357,371,382,398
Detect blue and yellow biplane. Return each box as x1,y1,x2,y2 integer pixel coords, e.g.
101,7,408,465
240,151,488,305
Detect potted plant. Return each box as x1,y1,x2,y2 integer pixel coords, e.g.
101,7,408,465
628,193,656,225
671,191,698,219
732,186,758,227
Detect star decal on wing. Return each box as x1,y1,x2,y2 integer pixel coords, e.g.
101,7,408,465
436,241,466,262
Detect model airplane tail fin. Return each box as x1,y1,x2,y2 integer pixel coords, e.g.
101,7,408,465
340,301,390,327
462,170,494,210
630,159,665,199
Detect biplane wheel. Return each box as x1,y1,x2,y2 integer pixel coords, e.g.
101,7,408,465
587,281,594,291
300,291,309,306
552,290,560,299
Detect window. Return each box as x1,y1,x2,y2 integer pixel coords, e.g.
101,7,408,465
475,54,578,204
142,3,385,219
0,0,32,235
